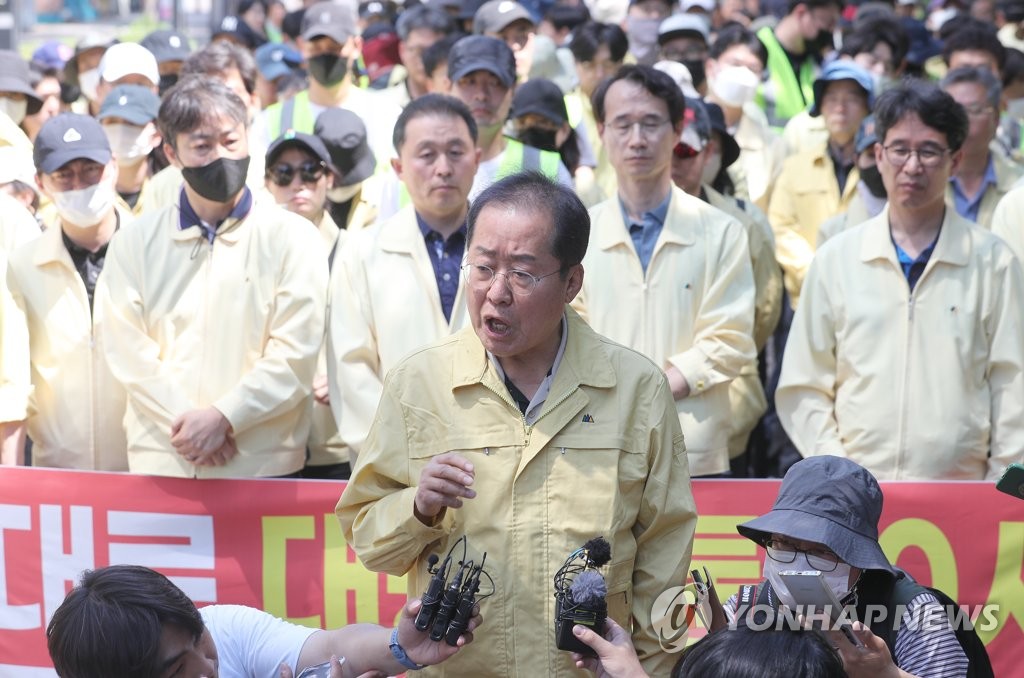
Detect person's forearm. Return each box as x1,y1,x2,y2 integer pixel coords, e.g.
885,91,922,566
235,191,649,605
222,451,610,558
297,625,403,678
1,421,26,465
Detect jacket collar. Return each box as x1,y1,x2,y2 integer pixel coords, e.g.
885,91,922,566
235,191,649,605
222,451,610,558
33,208,124,268
993,151,1021,193
596,185,697,251
451,306,617,392
378,205,429,254
170,187,254,245
860,205,972,267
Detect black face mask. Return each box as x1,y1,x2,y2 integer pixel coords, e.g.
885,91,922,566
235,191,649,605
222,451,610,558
860,164,887,198
308,53,349,87
158,73,179,96
181,156,251,203
681,59,706,91
517,128,559,152
807,28,835,55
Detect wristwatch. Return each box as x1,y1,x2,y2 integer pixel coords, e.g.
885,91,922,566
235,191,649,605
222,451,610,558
389,627,427,671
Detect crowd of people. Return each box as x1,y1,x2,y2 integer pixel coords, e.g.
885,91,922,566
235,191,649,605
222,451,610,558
0,0,1020,675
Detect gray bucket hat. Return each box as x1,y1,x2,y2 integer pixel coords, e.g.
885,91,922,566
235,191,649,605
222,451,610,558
737,456,895,573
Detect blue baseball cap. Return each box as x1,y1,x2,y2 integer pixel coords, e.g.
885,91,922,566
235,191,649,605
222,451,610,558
254,43,303,82
810,60,874,117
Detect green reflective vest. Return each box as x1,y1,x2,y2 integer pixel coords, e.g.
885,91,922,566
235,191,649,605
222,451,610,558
266,89,317,141
755,26,818,132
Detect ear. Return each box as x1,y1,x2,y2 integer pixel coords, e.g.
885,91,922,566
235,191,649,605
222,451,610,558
163,140,181,168
949,147,964,175
390,156,403,181
564,263,584,303
873,140,883,166
34,172,48,199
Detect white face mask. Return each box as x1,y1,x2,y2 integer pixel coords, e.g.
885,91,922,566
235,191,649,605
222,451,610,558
762,552,854,609
53,181,116,229
104,122,153,164
327,182,361,203
0,97,28,125
79,68,101,102
1007,97,1024,122
710,65,760,109
701,151,723,186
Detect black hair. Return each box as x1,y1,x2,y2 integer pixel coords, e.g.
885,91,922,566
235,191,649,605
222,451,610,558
282,8,305,41
543,4,591,32
180,39,258,95
709,24,768,67
392,92,478,152
672,627,847,678
396,4,454,41
942,18,1007,70
158,75,249,151
591,64,686,127
568,21,628,64
840,15,909,69
787,0,843,14
47,565,204,678
1003,47,1024,87
422,32,465,77
467,171,589,273
874,79,969,153
942,65,1002,109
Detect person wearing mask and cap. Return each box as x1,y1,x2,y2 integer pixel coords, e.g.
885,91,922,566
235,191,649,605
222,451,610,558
140,29,194,95
705,24,786,211
253,42,305,109
63,36,116,117
755,0,842,132
473,0,570,84
656,13,711,94
670,97,782,473
0,51,44,149
623,0,673,66
314,107,379,232
2,113,129,471
98,84,163,216
256,0,401,165
769,60,873,309
264,130,353,480
816,115,887,246
94,42,160,107
96,76,326,478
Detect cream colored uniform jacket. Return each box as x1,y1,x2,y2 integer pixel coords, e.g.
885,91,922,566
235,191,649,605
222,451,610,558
0,250,28,426
727,103,787,210
815,194,873,248
992,184,1024,261
574,186,757,476
704,185,783,456
769,145,861,307
4,224,128,470
337,309,697,677
944,151,1024,230
0,193,41,254
95,195,327,477
326,205,470,457
777,208,1024,480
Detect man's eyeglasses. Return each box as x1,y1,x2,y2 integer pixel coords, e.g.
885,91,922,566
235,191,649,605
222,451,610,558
881,145,950,168
461,263,561,296
764,538,842,572
268,161,327,186
673,143,700,159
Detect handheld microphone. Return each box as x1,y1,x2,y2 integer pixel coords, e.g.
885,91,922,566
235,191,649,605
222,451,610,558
554,537,612,657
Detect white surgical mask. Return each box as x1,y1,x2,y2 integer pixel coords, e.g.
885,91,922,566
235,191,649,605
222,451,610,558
79,68,101,102
53,181,116,229
701,151,723,186
103,122,153,164
1007,97,1024,122
0,97,28,125
762,552,854,609
327,182,362,203
710,65,760,108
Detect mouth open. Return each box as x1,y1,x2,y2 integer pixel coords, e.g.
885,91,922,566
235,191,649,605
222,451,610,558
486,317,511,335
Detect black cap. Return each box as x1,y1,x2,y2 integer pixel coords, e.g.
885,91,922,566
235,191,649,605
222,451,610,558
33,113,112,174
458,0,488,21
512,78,567,124
313,108,377,186
98,84,161,125
448,35,516,88
704,101,740,170
0,50,44,115
140,29,193,64
267,129,334,169
302,0,359,43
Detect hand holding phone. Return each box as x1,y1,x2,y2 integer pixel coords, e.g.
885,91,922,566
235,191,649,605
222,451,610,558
778,570,864,648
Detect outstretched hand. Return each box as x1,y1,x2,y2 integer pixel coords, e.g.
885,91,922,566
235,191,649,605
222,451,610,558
570,618,649,678
397,597,482,667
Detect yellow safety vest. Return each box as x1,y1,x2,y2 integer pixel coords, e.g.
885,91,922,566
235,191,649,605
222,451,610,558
755,26,818,132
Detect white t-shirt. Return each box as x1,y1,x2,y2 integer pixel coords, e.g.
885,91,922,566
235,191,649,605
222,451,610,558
201,605,318,678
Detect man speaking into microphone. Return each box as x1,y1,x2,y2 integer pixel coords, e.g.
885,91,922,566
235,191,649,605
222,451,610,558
336,172,697,676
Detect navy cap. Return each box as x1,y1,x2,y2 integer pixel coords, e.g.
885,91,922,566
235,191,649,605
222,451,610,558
98,84,161,125
0,50,44,115
448,35,516,89
313,108,377,186
254,42,303,81
512,78,567,124
811,60,874,117
855,115,877,155
267,130,334,168
33,113,112,174
140,29,193,64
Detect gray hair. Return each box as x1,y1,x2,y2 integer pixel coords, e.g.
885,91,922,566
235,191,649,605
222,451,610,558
941,65,1002,110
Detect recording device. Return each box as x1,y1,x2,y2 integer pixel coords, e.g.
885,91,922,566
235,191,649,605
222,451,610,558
996,463,1024,500
415,536,494,646
778,570,865,648
553,537,612,657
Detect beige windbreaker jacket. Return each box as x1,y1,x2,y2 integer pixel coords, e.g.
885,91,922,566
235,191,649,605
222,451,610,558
337,309,697,677
777,208,1024,480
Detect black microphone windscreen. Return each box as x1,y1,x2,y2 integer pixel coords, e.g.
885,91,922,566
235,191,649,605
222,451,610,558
584,537,612,568
570,570,608,606
428,553,439,567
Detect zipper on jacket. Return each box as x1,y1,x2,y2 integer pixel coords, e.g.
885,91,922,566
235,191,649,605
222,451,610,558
483,382,530,445
897,294,915,476
194,238,215,479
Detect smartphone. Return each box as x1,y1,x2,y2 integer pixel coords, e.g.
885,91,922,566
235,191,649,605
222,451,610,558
996,463,1024,500
778,570,865,648
296,657,345,678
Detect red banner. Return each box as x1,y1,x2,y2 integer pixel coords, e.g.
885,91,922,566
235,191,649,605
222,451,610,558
0,468,1020,676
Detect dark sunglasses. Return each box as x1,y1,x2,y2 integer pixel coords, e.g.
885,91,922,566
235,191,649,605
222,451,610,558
673,143,700,159
268,161,326,186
